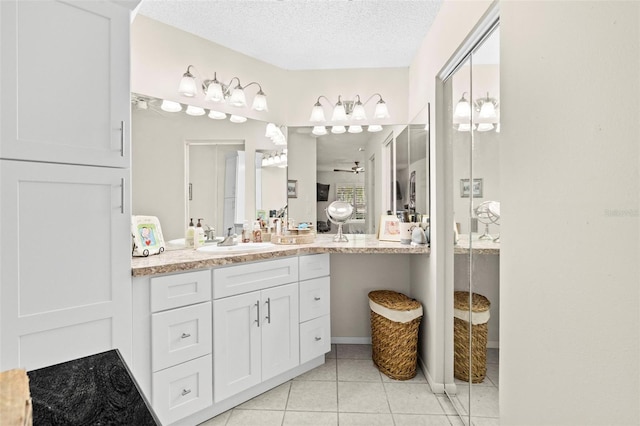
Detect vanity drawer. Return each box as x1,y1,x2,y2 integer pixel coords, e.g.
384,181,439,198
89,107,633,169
152,354,213,425
213,257,298,299
300,315,331,364
151,270,211,312
299,253,330,281
299,276,330,322
151,302,212,372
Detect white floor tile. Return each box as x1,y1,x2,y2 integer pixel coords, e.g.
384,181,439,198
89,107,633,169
437,394,458,415
198,410,231,425
486,363,499,387
226,409,284,426
486,348,499,365
384,382,444,415
338,381,390,413
283,411,338,425
295,358,337,381
287,380,337,412
455,385,500,418
337,359,382,382
338,412,394,426
237,382,290,410
393,413,453,426
336,344,372,359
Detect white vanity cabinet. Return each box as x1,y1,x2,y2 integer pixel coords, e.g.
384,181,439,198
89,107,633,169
298,254,331,363
213,257,299,402
149,270,213,425
0,0,130,167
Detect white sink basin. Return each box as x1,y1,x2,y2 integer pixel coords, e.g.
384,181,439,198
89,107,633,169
196,242,275,254
166,237,223,249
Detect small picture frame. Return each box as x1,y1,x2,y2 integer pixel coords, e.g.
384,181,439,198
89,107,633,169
131,215,165,257
460,178,483,198
378,215,401,242
287,179,298,198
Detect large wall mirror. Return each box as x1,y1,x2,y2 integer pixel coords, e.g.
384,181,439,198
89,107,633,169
287,120,429,236
131,94,287,243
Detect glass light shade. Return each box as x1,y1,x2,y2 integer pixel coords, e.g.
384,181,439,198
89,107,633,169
454,98,471,119
479,102,497,120
457,123,475,132
312,126,327,136
272,133,287,145
331,104,347,121
273,154,282,165
348,125,363,134
331,125,346,134
205,82,224,102
265,123,277,137
185,105,205,116
261,157,268,167
161,100,182,112
229,114,247,123
251,93,268,111
267,156,275,166
373,101,390,119
367,124,383,132
309,105,326,122
351,103,367,121
279,154,287,164
228,87,247,107
476,123,495,132
495,123,501,133
178,74,197,97
208,110,226,119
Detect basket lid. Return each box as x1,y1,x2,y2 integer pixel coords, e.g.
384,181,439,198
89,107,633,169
453,291,490,312
368,290,421,311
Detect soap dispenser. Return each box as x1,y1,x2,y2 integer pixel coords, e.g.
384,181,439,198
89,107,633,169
185,218,195,248
196,218,206,248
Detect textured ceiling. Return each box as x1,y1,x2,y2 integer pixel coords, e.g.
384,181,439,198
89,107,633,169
137,0,443,70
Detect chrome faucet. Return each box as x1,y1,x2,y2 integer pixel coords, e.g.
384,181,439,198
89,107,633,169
217,227,238,246
203,224,216,242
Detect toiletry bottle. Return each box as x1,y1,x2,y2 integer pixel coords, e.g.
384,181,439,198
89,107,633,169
196,218,206,247
252,221,262,243
185,218,195,248
242,220,250,243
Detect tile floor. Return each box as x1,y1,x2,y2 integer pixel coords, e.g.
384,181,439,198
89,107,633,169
200,344,499,426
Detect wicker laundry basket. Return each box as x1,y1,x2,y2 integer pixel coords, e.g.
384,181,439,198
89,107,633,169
368,290,423,380
453,291,491,383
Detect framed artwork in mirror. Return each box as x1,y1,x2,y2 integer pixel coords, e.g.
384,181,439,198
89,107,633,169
378,215,401,242
460,178,483,198
287,180,298,198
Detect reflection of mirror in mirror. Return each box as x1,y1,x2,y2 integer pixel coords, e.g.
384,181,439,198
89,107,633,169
287,124,429,237
131,94,287,241
255,151,287,224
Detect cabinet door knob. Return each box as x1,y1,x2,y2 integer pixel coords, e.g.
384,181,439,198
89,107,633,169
181,333,191,339
314,296,321,301
181,388,191,396
315,336,322,341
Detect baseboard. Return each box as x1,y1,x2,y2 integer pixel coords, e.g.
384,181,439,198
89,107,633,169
331,337,372,344
487,340,500,349
419,356,445,394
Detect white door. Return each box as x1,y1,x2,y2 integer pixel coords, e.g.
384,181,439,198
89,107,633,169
261,283,299,381
213,291,261,402
0,0,130,167
0,160,131,371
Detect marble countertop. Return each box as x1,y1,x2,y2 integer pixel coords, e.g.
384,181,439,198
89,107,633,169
454,233,500,255
131,234,430,277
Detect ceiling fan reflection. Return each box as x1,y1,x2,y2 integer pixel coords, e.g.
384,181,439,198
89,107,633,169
333,161,365,174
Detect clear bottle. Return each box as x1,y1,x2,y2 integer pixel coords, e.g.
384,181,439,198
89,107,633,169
252,221,262,243
242,220,250,243
185,218,195,248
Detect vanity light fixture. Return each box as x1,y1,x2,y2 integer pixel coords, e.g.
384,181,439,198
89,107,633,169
309,93,390,124
261,150,288,168
265,122,287,146
453,91,500,132
178,65,268,112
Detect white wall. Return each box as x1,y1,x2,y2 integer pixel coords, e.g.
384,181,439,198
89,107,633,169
499,1,640,423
